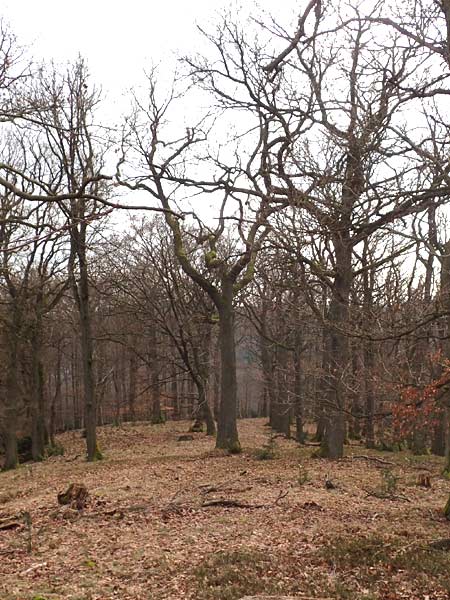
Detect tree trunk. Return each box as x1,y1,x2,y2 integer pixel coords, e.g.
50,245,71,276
294,323,304,443
3,340,19,470
215,280,240,451
148,325,163,424
199,381,216,436
432,413,446,456
274,346,290,438
260,302,276,428
364,339,375,449
321,239,352,459
128,353,137,422
79,264,100,460
71,219,101,462
348,347,362,440
31,320,46,461
440,241,450,473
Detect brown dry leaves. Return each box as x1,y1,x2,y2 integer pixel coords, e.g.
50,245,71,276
0,420,449,600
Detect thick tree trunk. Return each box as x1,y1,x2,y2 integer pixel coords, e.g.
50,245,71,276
3,349,19,470
215,280,240,451
321,240,352,459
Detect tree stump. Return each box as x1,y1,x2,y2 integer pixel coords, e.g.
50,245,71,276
177,435,194,442
417,474,431,488
189,420,204,433
57,483,89,510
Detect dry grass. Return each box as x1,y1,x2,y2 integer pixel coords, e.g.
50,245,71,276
0,419,449,600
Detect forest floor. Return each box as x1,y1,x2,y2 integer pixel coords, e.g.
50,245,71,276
1,419,450,600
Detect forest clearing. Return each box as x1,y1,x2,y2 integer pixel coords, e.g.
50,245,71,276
1,419,450,600
2,1,450,599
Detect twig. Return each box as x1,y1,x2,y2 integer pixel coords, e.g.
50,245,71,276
274,490,289,505
20,562,47,575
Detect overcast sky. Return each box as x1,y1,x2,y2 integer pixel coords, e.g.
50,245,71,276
2,0,286,93
1,0,293,218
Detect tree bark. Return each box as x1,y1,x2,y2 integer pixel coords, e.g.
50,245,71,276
294,322,304,443
216,279,240,451
440,241,450,473
30,318,46,461
321,237,352,458
70,216,101,462
3,331,19,470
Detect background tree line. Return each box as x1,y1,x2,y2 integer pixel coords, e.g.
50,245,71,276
1,0,450,470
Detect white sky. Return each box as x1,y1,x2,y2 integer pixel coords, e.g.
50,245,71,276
2,0,285,93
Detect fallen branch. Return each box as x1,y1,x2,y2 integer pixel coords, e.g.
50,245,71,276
363,488,411,502
349,455,395,466
0,519,21,531
202,490,288,510
202,499,264,509
429,539,450,551
199,473,247,495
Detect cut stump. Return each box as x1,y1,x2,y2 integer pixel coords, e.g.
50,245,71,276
57,483,89,510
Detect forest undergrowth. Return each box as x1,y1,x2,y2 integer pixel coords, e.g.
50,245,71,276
1,419,449,600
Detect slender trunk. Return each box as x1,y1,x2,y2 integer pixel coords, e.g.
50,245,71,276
314,321,328,442
364,339,375,449
348,347,362,440
128,353,137,422
216,279,240,451
275,346,290,437
49,347,61,447
294,323,304,443
70,218,101,461
212,340,220,420
199,381,216,436
31,318,46,461
432,413,446,456
79,262,99,459
440,241,450,472
171,363,179,420
260,303,276,428
149,327,163,424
